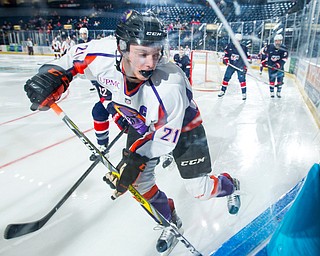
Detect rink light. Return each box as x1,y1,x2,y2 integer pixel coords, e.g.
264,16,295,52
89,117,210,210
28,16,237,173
201,220,207,228
213,223,220,231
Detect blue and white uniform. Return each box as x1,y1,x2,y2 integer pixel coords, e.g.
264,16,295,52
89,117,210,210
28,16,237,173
221,42,251,95
263,43,288,93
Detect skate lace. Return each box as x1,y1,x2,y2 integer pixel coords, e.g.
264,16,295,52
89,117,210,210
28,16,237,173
228,179,240,205
227,193,238,205
153,225,173,241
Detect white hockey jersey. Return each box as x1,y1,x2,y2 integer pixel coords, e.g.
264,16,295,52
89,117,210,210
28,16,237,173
52,37,202,159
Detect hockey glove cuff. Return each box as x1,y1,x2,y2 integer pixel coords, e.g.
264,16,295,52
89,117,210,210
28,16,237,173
24,65,72,111
272,63,281,70
223,57,229,66
261,60,267,67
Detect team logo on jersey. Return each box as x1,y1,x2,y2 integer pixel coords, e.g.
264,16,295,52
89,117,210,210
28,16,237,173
125,98,131,104
231,54,240,61
271,55,280,62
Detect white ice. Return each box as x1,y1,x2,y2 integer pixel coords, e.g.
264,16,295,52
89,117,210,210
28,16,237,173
0,54,319,256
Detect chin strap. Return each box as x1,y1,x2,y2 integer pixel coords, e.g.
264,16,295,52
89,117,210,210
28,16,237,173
115,49,122,73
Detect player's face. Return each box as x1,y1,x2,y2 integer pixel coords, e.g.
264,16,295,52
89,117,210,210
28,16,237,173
126,44,162,81
274,40,282,49
81,33,88,40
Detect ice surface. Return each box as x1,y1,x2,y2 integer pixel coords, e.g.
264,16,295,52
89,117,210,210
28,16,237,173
0,54,319,256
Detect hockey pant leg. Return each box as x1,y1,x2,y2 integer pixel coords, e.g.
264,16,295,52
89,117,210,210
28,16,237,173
173,124,234,201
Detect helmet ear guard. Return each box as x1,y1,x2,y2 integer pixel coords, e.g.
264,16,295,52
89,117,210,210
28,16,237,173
118,39,128,52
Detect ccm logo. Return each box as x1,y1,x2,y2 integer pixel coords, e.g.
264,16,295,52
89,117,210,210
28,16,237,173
146,32,162,36
181,157,205,166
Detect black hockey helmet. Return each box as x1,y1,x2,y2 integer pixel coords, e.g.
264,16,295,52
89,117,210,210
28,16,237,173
115,10,167,51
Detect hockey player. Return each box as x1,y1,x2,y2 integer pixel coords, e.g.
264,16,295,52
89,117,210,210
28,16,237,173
218,33,251,100
78,27,92,44
88,81,114,161
51,37,61,59
262,34,288,98
23,10,241,255
173,47,191,82
61,36,75,56
78,27,96,91
259,42,268,74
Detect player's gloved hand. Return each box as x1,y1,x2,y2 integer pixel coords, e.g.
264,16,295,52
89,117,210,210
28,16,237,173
271,62,281,70
103,149,149,200
24,65,72,111
261,60,267,67
113,113,129,132
107,103,129,132
223,57,229,66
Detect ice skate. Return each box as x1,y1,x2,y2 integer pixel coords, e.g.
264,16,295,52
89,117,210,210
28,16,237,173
242,93,247,100
270,91,275,98
227,178,241,215
218,90,225,97
276,91,281,98
155,200,183,255
89,144,108,161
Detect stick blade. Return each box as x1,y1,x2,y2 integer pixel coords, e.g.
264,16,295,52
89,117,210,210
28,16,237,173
4,221,42,239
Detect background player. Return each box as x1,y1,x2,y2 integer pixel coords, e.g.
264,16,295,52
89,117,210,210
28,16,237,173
218,33,251,100
51,37,61,59
259,42,268,74
262,34,288,98
78,27,92,44
173,47,191,82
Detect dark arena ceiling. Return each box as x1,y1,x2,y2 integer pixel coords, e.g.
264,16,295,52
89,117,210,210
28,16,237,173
0,0,311,22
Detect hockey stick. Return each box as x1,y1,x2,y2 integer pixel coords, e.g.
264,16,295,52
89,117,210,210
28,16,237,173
4,127,126,240
228,63,269,85
46,103,202,256
267,65,290,74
